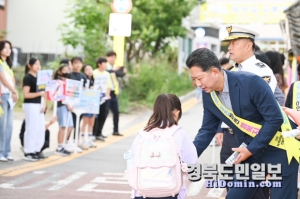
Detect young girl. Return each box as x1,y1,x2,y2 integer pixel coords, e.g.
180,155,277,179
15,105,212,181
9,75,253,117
80,64,96,149
22,58,46,161
128,94,198,199
0,40,18,162
54,65,73,156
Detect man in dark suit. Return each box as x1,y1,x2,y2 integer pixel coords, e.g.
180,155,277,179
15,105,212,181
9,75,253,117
186,48,299,199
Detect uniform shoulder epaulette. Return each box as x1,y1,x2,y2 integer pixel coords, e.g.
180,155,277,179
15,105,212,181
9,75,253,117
255,62,266,68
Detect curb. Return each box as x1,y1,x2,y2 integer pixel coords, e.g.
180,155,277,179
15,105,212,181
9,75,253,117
179,89,197,102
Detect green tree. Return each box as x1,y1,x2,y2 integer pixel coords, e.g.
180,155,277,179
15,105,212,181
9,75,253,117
127,0,199,63
59,0,200,64
59,0,111,65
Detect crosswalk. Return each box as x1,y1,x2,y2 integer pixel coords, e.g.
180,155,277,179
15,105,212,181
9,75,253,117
0,171,226,198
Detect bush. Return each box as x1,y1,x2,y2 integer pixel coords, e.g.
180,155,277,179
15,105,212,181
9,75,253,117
118,61,193,112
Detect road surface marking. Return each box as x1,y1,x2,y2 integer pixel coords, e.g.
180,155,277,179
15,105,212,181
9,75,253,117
0,173,62,189
0,98,197,177
47,172,86,191
206,187,224,198
77,183,131,194
187,180,205,196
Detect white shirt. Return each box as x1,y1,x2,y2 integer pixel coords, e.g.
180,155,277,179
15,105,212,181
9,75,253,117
238,55,277,93
0,62,14,94
129,127,198,199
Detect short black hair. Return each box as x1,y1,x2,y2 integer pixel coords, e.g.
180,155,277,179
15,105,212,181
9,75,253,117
96,57,107,65
186,48,221,71
71,56,83,63
219,57,229,66
254,44,260,52
60,58,69,66
106,51,117,57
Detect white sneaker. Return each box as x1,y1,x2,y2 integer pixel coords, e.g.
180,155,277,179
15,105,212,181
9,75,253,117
74,146,83,153
6,156,14,161
79,142,89,150
88,140,97,148
0,157,8,162
64,143,75,153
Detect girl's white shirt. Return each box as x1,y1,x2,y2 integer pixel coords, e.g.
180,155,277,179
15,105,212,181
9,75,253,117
0,63,14,94
130,127,198,199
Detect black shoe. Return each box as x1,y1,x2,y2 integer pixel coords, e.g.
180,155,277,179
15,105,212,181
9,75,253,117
55,148,71,156
23,153,39,162
100,135,107,138
37,152,47,159
113,132,123,136
96,136,105,142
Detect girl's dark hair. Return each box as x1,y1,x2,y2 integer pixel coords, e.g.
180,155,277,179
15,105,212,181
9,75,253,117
254,51,270,66
53,65,68,79
144,94,182,132
265,51,285,88
25,57,38,74
265,51,284,75
82,64,94,80
0,40,13,68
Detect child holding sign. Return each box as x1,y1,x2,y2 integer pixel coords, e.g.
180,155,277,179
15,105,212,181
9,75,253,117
53,65,73,156
22,58,46,161
93,57,111,142
80,64,97,149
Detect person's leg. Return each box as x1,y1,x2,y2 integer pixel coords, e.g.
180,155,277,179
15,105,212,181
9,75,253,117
34,104,45,154
56,105,73,155
88,117,96,147
95,102,107,141
80,116,88,142
110,94,120,133
0,94,9,160
221,131,269,199
226,155,266,199
23,103,36,154
263,146,298,199
23,103,39,161
220,130,238,192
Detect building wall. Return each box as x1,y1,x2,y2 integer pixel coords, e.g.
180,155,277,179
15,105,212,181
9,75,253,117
6,0,71,54
0,0,7,33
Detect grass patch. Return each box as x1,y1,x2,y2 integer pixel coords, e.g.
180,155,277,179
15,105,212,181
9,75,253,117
118,60,193,112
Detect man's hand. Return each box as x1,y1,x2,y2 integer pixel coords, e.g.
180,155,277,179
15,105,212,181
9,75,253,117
232,147,252,164
215,132,223,146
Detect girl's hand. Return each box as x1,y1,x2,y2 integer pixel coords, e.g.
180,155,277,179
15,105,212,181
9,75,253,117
50,116,57,124
0,98,2,104
41,105,46,113
67,105,73,112
105,95,111,100
39,91,46,97
12,92,19,102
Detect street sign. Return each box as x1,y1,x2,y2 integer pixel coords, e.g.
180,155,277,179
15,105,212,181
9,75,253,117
108,13,132,37
111,0,132,14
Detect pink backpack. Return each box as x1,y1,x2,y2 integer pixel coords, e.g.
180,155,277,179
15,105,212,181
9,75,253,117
124,125,188,198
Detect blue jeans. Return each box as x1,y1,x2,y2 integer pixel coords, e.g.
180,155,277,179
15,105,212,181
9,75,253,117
0,94,13,158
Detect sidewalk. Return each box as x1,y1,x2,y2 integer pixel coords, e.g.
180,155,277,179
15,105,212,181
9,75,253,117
9,89,198,161
10,107,152,161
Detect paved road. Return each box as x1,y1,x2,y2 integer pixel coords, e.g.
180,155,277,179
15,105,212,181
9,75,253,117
6,95,300,199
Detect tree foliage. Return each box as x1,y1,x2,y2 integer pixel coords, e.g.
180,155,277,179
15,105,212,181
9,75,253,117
59,0,111,65
59,0,199,64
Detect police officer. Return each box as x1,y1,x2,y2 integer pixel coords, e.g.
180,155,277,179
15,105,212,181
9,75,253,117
215,26,285,199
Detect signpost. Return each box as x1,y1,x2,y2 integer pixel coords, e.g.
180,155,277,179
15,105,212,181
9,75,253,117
109,0,132,67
